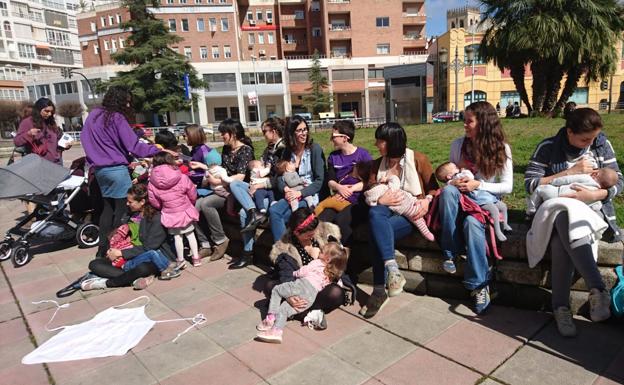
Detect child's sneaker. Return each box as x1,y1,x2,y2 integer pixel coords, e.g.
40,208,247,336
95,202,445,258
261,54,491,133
256,316,275,331
176,260,187,270
443,260,457,274
159,262,181,280
256,327,283,343
192,256,202,267
303,310,327,330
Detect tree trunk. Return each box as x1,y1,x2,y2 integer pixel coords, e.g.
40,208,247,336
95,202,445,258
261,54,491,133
509,62,532,113
554,66,584,114
531,61,547,114
542,61,564,113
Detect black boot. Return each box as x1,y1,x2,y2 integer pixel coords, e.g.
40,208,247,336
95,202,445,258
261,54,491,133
230,251,253,269
240,209,266,234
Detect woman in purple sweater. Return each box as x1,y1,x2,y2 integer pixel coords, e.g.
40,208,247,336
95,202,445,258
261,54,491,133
13,98,67,164
81,86,162,258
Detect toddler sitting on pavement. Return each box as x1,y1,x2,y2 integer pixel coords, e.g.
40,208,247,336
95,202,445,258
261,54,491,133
526,167,618,215
276,160,316,211
364,174,435,241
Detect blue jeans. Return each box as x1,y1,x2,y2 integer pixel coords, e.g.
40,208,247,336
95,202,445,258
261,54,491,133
239,208,254,252
229,180,255,211
269,198,308,241
254,189,274,211
122,250,170,272
369,205,414,285
438,185,489,290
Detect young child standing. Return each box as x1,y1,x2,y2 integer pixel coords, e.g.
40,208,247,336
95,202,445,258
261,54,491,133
256,242,348,343
364,175,435,241
148,152,202,267
276,160,316,211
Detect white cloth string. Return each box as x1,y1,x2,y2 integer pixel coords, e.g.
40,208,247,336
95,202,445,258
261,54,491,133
30,300,71,331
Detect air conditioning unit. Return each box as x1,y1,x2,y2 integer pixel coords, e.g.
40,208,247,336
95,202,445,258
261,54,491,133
258,49,266,56
81,41,89,47
249,20,256,26
266,18,272,24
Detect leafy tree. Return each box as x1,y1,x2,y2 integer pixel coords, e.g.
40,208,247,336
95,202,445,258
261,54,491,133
479,0,624,115
102,0,205,120
302,50,332,118
0,101,20,128
57,101,84,120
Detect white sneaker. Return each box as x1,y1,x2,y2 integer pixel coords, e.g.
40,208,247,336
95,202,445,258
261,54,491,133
589,288,611,322
303,310,327,330
80,277,107,291
553,306,577,337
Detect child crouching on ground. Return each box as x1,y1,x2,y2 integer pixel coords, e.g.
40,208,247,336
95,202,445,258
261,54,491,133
364,174,435,242
276,159,316,211
148,152,202,267
256,242,348,343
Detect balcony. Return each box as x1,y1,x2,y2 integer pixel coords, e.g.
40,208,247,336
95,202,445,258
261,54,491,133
280,14,306,28
282,39,306,51
402,12,426,24
11,11,44,23
3,30,12,38
402,35,426,49
330,51,350,59
327,0,350,11
328,25,351,39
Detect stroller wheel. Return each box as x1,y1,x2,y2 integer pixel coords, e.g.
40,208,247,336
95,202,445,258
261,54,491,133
76,223,99,249
0,241,12,261
11,245,32,267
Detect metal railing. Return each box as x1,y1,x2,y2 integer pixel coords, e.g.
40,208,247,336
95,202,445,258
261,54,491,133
329,25,351,31
328,0,350,3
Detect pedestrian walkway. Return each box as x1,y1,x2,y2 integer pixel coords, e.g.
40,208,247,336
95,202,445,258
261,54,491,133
0,199,623,385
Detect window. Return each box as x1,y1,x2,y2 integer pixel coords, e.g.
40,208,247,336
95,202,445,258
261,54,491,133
242,72,282,84
167,0,173,3
376,43,390,55
294,10,304,20
100,16,105,27
500,91,520,109
108,15,114,25
184,46,192,59
266,10,272,21
459,20,464,28
221,18,228,31
568,87,588,104
248,33,255,45
212,45,219,58
247,11,253,21
311,1,320,11
214,107,228,121
111,39,117,52
181,19,189,32
332,69,364,80
53,81,78,95
224,45,231,58
200,46,208,59
258,33,264,44
289,69,327,82
103,40,109,50
465,44,484,65
119,38,124,48
203,73,236,91
376,17,390,27
90,22,96,32
168,19,176,32
312,27,321,37
197,18,204,32
37,84,51,97
268,32,274,44
209,18,217,31
256,10,263,20
464,90,487,106
230,106,239,120
248,105,258,122
93,42,99,54
180,0,187,3
116,14,121,23
368,68,384,78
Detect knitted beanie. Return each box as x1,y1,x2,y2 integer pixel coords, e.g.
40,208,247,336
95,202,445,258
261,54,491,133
203,149,222,166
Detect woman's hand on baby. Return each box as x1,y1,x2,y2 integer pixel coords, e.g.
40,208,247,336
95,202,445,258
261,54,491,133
248,183,262,196
411,198,430,220
569,158,594,175
106,248,122,261
286,296,308,311
378,190,403,206
335,184,353,199
562,184,608,203
285,189,301,202
189,161,206,170
455,178,480,193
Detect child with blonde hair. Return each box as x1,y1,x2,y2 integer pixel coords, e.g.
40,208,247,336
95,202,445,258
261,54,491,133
148,152,202,267
256,242,348,343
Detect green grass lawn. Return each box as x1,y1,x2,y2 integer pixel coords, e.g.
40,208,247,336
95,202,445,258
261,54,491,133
300,114,624,226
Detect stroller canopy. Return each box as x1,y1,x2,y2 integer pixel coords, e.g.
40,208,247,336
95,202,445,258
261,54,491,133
0,154,71,199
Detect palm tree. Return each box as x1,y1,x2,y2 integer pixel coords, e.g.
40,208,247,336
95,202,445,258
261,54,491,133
480,0,624,115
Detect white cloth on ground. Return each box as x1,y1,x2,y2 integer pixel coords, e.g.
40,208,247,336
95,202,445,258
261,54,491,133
22,296,206,364
526,197,607,268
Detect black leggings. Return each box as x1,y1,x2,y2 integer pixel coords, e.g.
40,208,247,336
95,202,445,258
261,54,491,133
88,258,158,288
264,278,344,314
97,197,128,257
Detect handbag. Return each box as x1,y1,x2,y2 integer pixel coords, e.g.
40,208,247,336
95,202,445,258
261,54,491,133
611,265,624,318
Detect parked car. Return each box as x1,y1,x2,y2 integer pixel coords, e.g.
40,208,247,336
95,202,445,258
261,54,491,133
131,123,153,138
432,111,455,123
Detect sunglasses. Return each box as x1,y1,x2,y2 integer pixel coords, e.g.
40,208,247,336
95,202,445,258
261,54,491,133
294,128,308,134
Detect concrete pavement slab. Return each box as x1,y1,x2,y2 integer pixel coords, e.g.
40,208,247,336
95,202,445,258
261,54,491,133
64,354,158,385
0,336,37,372
0,360,49,385
199,307,262,350
160,352,264,385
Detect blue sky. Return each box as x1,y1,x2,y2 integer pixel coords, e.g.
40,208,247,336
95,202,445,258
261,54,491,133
426,0,479,36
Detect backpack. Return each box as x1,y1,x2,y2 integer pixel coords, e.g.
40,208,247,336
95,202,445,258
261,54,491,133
611,265,624,318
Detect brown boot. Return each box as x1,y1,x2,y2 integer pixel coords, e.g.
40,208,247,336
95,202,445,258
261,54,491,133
209,238,230,261
198,247,214,259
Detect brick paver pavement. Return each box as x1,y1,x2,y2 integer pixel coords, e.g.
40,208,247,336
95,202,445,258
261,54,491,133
0,148,622,385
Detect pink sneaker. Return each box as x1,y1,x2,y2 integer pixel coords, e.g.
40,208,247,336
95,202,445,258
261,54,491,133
256,316,275,331
256,327,283,344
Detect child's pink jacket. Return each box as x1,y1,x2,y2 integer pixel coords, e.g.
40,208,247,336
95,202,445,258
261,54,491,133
148,165,199,229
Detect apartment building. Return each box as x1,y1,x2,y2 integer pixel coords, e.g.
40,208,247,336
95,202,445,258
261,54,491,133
25,0,430,126
0,0,81,103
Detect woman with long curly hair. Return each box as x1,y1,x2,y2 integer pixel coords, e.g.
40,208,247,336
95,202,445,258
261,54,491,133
13,98,68,164
438,101,512,315
81,85,163,258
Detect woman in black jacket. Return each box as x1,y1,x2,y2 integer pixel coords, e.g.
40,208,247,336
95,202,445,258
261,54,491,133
80,183,176,290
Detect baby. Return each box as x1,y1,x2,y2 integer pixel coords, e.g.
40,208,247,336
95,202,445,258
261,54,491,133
276,160,316,211
526,167,618,215
436,161,511,242
248,159,274,213
256,242,348,344
314,161,371,216
203,150,233,198
364,174,435,242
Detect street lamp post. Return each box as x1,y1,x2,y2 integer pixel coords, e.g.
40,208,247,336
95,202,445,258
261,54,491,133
439,44,474,118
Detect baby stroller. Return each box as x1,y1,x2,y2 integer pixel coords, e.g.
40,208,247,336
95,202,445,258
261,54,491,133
0,155,99,267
